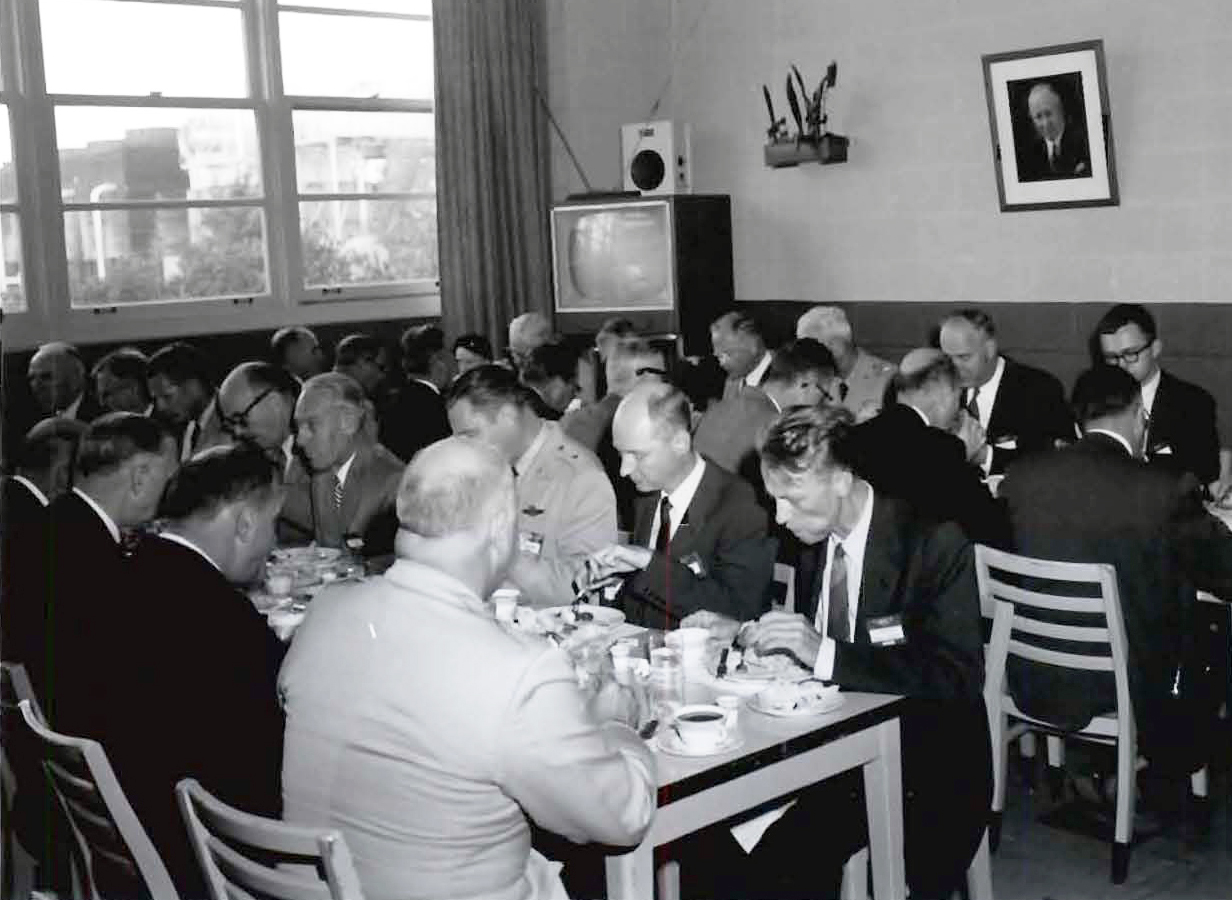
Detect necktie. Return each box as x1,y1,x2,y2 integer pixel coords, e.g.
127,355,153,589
965,390,980,421
826,542,850,643
654,495,673,554
332,472,344,511
838,381,850,403
1048,141,1059,172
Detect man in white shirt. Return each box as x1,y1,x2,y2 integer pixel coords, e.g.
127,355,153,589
710,310,773,400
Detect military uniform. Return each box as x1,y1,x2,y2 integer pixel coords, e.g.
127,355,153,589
838,349,895,422
509,421,618,606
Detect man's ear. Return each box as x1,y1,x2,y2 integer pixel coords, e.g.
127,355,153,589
234,502,256,545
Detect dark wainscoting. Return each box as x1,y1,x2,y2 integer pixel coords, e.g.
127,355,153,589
737,301,1232,446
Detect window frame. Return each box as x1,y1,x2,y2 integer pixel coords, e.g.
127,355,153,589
0,0,440,352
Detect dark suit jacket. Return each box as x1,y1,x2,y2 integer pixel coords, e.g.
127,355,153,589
617,460,776,629
110,535,285,898
279,442,404,556
1016,127,1091,182
793,496,990,892
0,479,50,678
846,403,1008,547
1001,433,1232,759
1147,370,1220,486
378,380,450,463
562,393,633,530
983,357,1074,474
527,389,564,422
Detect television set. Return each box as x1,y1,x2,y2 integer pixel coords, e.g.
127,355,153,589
551,194,733,355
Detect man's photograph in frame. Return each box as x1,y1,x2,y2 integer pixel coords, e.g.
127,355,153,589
1008,73,1092,183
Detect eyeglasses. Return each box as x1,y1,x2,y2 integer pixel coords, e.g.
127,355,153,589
218,386,276,436
1102,342,1153,366
635,366,668,378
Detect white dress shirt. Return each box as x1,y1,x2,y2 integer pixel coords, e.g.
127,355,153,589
334,451,358,490
59,393,83,420
649,455,706,548
744,351,774,389
813,486,875,681
967,356,1006,474
1140,369,1161,417
72,486,121,544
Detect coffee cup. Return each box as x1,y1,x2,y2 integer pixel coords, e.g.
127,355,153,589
672,704,728,750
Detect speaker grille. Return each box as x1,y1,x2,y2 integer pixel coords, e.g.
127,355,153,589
630,149,666,191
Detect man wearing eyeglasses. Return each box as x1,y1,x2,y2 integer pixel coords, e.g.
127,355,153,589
1095,303,1228,501
214,362,299,471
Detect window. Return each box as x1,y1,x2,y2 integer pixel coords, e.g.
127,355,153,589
0,0,439,348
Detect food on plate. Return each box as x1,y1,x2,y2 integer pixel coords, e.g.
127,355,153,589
756,679,840,713
715,646,809,680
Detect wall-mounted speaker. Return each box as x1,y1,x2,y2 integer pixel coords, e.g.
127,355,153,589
620,120,691,196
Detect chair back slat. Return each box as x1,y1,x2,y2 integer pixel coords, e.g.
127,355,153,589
176,778,365,900
1008,639,1115,672
985,583,1107,614
17,700,181,900
1007,615,1111,645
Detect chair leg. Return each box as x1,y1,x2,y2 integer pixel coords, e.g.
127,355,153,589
965,829,993,900
989,811,1002,853
1112,842,1130,885
991,714,1007,825
1045,734,1067,803
839,846,869,900
1112,735,1137,884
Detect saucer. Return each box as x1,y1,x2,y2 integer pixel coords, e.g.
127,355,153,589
655,728,745,758
748,685,845,718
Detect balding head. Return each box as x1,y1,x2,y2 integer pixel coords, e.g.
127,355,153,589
796,305,857,370
218,362,299,452
395,437,518,597
1027,82,1066,142
612,381,695,494
28,342,86,415
893,348,962,429
508,312,553,369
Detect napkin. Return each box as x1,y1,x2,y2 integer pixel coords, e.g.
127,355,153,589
730,800,798,853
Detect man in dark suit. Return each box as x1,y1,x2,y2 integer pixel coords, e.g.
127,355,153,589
213,361,299,470
1000,365,1232,775
147,341,216,462
379,324,454,462
585,381,777,629
25,342,105,425
725,404,991,900
270,325,324,384
1094,302,1224,498
939,308,1074,474
709,309,774,401
1015,81,1091,182
848,348,1008,547
280,373,404,558
520,340,581,421
112,445,287,898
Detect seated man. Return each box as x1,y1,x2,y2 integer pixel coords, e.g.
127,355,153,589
507,310,554,373
939,308,1074,474
847,348,1009,547
381,324,454,462
446,365,616,606
700,405,990,900
520,340,581,421
1094,303,1226,498
279,437,656,900
587,382,777,629
279,373,403,557
26,342,103,425
271,325,324,384
92,347,151,415
709,310,774,400
796,305,895,421
1000,365,1232,776
110,445,287,898
333,333,390,401
147,341,216,461
213,361,299,468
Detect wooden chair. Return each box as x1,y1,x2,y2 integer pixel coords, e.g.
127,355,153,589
176,777,365,900
1,662,43,900
838,831,992,900
16,699,180,900
975,545,1138,884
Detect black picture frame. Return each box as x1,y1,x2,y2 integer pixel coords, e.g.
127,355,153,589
982,39,1118,212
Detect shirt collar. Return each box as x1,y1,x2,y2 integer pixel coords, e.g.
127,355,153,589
413,377,440,395
972,356,1006,421
905,403,931,426
59,393,83,419
514,421,549,477
158,531,223,574
12,475,49,507
1140,369,1162,415
663,454,706,518
1085,427,1136,457
744,351,774,388
72,486,121,544
383,558,488,616
335,450,358,487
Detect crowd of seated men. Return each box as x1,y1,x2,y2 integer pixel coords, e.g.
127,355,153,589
2,298,1231,900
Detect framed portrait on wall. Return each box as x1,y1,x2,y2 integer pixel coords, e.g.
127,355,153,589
981,39,1118,211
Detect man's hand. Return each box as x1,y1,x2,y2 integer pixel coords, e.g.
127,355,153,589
585,544,654,583
1209,479,1232,508
679,609,744,642
586,676,647,730
740,610,823,670
953,410,989,465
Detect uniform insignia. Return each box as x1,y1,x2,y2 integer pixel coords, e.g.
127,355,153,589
522,506,546,516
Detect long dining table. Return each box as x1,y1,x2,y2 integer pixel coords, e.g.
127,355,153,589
605,690,908,900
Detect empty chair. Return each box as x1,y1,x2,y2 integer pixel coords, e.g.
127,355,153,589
176,777,365,900
17,699,179,900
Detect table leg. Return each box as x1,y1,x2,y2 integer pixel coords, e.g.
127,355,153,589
863,718,906,900
605,841,653,900
657,859,680,900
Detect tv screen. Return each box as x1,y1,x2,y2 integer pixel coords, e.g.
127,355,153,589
552,201,674,313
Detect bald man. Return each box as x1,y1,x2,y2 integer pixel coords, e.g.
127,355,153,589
586,381,777,629
27,342,103,423
213,362,299,468
1016,81,1091,182
280,436,655,900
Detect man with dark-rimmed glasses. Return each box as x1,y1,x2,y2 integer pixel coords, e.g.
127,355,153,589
215,362,299,471
1095,303,1228,500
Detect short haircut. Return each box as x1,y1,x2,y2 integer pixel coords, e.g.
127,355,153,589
91,347,148,382
75,412,172,480
942,308,997,339
160,443,282,522
521,341,579,386
605,338,667,393
710,309,763,339
597,317,636,341
15,417,88,474
401,324,445,376
1094,303,1157,342
300,372,367,411
1028,81,1064,110
397,437,513,538
764,338,837,386
796,306,853,343
147,342,214,389
641,382,692,436
893,349,958,396
335,333,383,367
445,364,529,413
1071,365,1141,425
452,333,493,360
508,312,552,341
270,326,316,364
227,361,299,401
758,404,856,476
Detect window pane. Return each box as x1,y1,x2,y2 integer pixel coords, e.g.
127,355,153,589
280,12,432,99
300,198,436,287
293,111,434,194
56,108,261,202
0,109,14,203
41,0,248,97
0,213,25,313
281,0,430,13
66,206,267,305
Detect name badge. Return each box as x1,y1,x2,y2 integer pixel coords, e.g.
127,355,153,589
1153,444,1174,456
867,614,906,646
518,531,544,557
680,551,708,578
992,436,1018,450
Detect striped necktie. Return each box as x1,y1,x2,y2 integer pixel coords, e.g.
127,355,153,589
332,472,344,510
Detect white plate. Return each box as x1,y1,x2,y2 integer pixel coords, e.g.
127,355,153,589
655,728,745,758
539,604,625,628
748,685,845,718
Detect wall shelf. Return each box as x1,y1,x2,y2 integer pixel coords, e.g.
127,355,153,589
764,134,849,168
